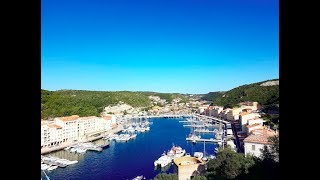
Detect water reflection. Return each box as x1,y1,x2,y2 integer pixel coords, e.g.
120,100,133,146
49,149,85,161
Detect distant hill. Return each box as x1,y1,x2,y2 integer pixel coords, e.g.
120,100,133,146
41,89,188,119
206,79,279,108
201,91,225,101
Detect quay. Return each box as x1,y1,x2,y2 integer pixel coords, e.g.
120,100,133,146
178,120,199,123
183,124,216,128
194,129,216,133
41,124,123,155
186,138,222,143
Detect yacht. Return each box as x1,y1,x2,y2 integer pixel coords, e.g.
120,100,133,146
132,175,146,180
47,165,58,171
76,148,87,154
154,154,172,168
41,164,49,171
167,145,186,159
186,134,201,143
194,152,204,159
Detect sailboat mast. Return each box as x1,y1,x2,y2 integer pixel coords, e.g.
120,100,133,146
203,140,205,156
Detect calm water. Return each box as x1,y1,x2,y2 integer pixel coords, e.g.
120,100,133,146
42,118,218,180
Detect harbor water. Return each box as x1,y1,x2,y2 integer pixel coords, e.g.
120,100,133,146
42,117,218,180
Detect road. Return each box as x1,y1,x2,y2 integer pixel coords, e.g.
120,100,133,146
231,122,244,153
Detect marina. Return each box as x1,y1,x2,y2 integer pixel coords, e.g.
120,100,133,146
42,117,218,180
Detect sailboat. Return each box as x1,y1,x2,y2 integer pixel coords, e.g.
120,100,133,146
202,140,208,161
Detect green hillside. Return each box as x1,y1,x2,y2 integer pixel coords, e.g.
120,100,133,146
41,90,188,119
209,79,279,108
201,91,224,101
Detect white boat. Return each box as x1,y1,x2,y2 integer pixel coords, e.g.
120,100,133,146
186,134,201,143
167,145,186,159
47,165,58,171
154,154,172,167
70,148,77,153
185,153,191,157
41,164,49,170
130,134,137,139
202,156,208,161
132,175,146,180
208,155,216,160
76,148,87,153
194,152,204,159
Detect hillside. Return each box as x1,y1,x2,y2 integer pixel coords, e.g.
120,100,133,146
209,79,279,107
201,91,224,101
41,90,188,119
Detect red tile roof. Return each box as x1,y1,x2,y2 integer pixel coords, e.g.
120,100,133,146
102,115,113,120
244,128,277,144
48,124,62,129
240,112,250,116
78,116,97,120
59,115,79,122
246,124,262,128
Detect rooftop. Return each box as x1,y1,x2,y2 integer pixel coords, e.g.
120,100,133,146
48,124,62,129
246,123,262,128
240,112,251,116
173,156,205,167
58,115,80,122
244,128,277,144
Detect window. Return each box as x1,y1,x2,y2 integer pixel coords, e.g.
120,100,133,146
252,145,255,151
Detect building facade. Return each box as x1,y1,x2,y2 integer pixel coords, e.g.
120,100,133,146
243,128,277,158
41,115,116,149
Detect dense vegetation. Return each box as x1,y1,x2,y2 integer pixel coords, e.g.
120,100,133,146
206,79,279,108
201,92,224,101
140,92,189,103
41,89,189,119
206,135,279,179
154,173,178,180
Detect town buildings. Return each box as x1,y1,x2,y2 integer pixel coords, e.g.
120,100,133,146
243,128,277,157
41,114,116,149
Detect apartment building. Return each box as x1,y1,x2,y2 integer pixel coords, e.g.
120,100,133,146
41,115,116,149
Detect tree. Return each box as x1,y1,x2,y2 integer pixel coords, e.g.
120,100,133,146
154,173,178,180
191,175,207,180
206,147,254,179
237,135,280,180
268,135,279,162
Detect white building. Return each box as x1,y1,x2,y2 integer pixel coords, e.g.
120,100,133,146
198,105,209,114
41,114,116,149
239,101,259,111
245,124,263,134
227,140,237,152
219,108,231,120
243,128,277,158
226,108,242,121
239,112,261,132
212,106,223,117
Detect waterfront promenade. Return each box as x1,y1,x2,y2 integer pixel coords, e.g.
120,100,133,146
41,124,124,154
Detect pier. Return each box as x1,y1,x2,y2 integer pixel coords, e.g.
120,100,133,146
178,120,199,123
186,138,222,143
194,129,216,133
183,124,217,128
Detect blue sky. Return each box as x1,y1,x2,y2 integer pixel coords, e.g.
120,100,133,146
42,0,278,94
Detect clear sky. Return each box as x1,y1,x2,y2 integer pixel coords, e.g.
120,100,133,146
42,0,278,94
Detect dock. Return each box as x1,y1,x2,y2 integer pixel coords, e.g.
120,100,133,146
186,138,222,143
194,129,216,133
178,120,199,123
183,124,217,128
